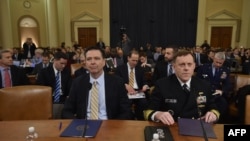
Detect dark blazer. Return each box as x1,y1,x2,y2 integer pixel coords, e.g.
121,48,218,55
62,73,133,119
74,67,88,78
12,53,23,61
115,64,147,89
152,60,168,85
0,65,30,88
22,43,36,59
147,75,218,121
196,63,231,96
36,65,72,103
30,62,52,75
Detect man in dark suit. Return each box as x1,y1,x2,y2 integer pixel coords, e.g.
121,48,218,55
22,38,37,59
30,53,52,75
194,45,206,72
115,50,149,120
144,50,220,125
196,52,230,121
74,53,88,78
152,45,178,85
62,46,133,120
0,49,29,88
36,51,72,119
12,47,23,61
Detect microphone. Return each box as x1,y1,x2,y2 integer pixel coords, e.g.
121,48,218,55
82,82,92,138
196,89,209,141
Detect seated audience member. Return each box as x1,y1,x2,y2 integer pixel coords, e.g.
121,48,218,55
12,47,23,61
144,50,220,125
74,53,88,78
36,51,72,119
241,49,250,74
115,50,149,120
30,53,52,75
139,52,155,73
193,45,206,72
0,49,29,88
196,52,231,121
203,49,215,64
25,48,44,67
152,45,178,85
62,46,133,120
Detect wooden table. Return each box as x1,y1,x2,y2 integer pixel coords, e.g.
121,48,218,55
0,120,224,141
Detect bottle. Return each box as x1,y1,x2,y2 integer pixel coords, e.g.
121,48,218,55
26,126,38,141
151,133,160,141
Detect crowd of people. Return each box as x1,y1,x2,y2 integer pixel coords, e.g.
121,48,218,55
1,38,249,125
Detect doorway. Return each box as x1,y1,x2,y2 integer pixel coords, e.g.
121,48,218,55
78,28,97,49
210,27,232,50
19,16,39,47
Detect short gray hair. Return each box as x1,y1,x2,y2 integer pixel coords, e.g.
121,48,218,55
0,49,12,59
214,52,226,60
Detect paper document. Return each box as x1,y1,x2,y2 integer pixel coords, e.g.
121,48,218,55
127,92,145,99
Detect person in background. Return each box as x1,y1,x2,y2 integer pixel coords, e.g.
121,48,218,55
96,38,105,49
152,45,178,85
116,48,126,65
193,45,206,72
62,46,133,120
12,47,23,61
30,52,52,75
22,38,37,59
144,50,220,125
196,51,230,122
201,40,211,52
117,33,132,57
241,49,250,74
25,48,44,67
36,51,72,119
153,46,162,62
115,50,149,120
139,52,155,73
74,53,88,78
0,49,29,88
203,49,215,64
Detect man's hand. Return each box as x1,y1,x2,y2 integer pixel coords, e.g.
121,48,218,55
155,111,175,125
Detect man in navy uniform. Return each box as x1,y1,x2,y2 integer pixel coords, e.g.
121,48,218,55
144,50,219,125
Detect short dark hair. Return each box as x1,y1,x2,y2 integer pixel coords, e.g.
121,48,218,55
128,50,139,57
53,51,68,60
84,46,106,58
172,50,194,63
165,45,179,53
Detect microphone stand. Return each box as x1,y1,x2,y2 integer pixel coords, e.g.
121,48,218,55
82,83,92,139
198,107,209,141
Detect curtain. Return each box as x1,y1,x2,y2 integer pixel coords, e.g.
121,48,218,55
110,0,198,49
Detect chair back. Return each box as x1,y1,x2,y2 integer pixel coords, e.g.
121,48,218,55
70,63,82,77
0,85,52,120
235,74,250,91
245,95,250,124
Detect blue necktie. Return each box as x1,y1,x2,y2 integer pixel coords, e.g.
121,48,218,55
168,64,173,76
54,71,61,103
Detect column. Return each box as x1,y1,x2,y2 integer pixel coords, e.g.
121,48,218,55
196,0,207,45
45,0,59,48
57,0,71,47
240,0,250,47
0,0,13,49
102,0,110,46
